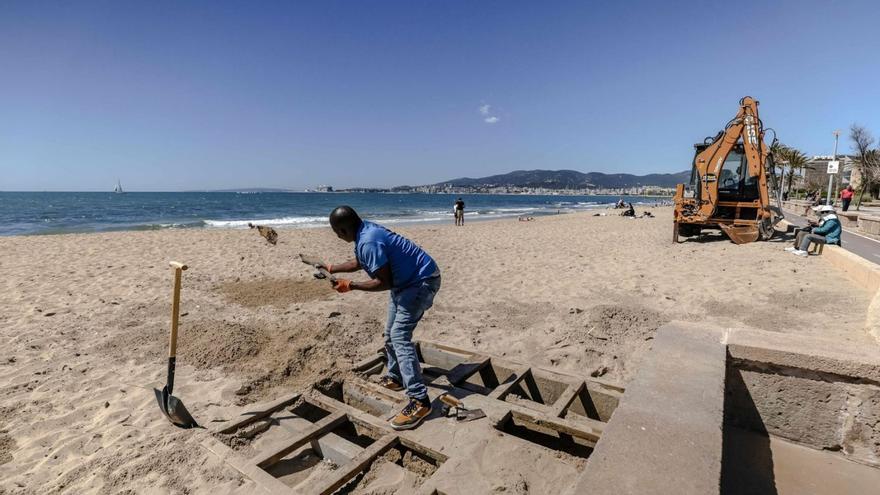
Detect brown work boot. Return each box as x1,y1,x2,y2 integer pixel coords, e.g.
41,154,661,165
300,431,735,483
390,398,432,430
378,376,404,392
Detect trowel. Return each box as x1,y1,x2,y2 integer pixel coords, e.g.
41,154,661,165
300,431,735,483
438,393,486,422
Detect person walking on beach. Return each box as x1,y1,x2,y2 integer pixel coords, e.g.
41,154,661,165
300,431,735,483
318,206,441,430
840,185,854,211
453,197,465,226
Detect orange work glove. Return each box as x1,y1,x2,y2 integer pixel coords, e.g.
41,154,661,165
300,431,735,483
333,279,352,293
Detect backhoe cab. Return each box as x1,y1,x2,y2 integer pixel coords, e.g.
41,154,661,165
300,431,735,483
673,96,783,244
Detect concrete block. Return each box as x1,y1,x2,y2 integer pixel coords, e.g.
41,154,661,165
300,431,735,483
843,386,880,466
860,214,880,236
726,328,880,383
726,367,847,450
822,245,880,293
838,211,861,227
564,322,726,495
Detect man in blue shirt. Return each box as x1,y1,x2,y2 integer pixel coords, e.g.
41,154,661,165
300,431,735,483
319,206,440,430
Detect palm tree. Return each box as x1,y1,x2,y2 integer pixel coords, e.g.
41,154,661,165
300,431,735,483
770,142,789,197
773,144,808,198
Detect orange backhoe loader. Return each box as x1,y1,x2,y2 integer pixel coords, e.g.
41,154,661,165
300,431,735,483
673,96,784,244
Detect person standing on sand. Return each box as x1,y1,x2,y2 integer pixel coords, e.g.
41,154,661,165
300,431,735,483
840,185,854,212
318,206,441,430
453,197,465,226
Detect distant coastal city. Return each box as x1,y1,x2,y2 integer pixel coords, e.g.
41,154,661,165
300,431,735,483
301,169,686,196
315,184,677,196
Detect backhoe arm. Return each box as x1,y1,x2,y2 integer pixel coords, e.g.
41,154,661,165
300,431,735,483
692,97,764,220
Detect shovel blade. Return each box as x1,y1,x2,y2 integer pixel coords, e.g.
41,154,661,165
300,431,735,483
154,386,199,429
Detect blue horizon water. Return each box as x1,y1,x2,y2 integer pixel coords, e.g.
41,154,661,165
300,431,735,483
0,192,667,236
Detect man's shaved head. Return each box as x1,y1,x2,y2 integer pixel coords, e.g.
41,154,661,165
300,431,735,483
329,206,362,242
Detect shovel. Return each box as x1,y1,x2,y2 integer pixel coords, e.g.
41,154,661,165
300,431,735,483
299,254,336,284
154,261,198,429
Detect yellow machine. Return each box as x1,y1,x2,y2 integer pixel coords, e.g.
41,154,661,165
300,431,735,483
673,96,783,244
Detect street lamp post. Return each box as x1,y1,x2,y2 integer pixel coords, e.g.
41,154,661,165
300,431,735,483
826,130,840,206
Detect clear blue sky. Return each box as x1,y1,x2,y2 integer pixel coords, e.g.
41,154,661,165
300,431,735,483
1,0,878,191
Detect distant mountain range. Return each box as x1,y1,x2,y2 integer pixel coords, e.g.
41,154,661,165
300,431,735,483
432,169,690,189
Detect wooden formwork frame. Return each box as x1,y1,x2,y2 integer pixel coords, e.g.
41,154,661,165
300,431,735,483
202,392,448,495
204,340,624,494
353,339,620,446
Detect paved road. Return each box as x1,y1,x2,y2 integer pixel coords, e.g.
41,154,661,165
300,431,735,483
782,210,880,265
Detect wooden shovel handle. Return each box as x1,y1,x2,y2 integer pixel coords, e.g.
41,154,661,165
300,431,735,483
168,261,187,358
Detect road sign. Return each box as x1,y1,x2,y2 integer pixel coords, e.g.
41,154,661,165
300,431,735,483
827,160,840,174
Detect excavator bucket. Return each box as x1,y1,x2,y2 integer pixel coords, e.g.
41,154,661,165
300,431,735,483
719,224,760,244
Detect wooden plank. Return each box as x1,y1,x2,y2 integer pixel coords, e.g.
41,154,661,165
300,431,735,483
456,381,494,396
509,409,603,444
306,434,399,495
306,394,394,438
201,437,292,495
352,352,385,373
529,367,588,388
521,371,545,403
417,339,481,359
551,383,584,418
505,394,555,416
488,367,531,400
347,377,405,402
252,411,347,469
342,379,399,417
275,417,363,466
419,338,626,393
398,436,449,463
445,358,491,385
215,393,302,435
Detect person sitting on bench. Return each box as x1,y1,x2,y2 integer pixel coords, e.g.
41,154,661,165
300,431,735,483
786,205,841,257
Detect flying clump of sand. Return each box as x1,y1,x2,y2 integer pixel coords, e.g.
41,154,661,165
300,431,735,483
0,207,872,493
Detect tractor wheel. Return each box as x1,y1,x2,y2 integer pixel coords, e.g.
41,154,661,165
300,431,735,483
678,223,702,238
758,219,775,241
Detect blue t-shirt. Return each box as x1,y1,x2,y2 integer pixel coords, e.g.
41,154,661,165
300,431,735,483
355,221,438,289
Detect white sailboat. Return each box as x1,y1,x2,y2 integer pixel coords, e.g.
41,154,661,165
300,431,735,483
114,178,124,194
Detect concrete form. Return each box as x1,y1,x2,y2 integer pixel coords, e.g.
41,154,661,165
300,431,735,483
564,323,726,495
203,340,624,494
203,326,880,494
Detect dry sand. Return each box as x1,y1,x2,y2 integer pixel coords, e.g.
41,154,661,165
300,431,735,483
0,207,873,494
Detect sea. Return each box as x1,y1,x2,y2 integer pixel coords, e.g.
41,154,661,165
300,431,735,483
0,192,667,236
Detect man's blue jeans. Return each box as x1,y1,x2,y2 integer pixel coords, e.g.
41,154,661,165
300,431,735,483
384,276,441,401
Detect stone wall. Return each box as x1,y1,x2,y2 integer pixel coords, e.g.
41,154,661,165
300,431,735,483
726,361,880,466
727,329,880,467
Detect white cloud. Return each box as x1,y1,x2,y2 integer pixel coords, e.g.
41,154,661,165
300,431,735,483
479,103,499,124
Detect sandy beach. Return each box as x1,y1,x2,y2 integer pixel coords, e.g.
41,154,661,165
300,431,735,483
0,207,873,494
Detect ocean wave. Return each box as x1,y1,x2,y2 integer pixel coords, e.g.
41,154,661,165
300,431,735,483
131,221,207,230
204,216,327,228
